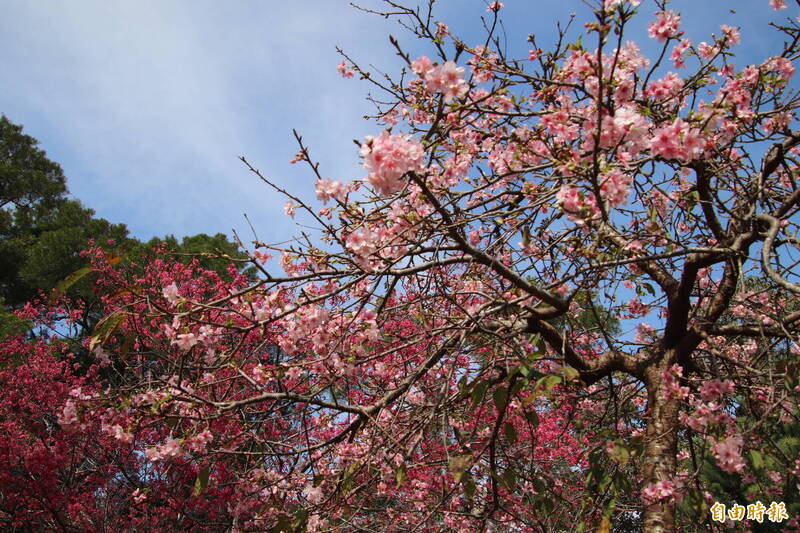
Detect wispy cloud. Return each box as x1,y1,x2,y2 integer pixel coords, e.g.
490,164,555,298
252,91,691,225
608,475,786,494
0,0,787,245
0,1,398,242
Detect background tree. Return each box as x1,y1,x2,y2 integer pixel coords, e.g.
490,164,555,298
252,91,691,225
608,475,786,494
0,115,250,341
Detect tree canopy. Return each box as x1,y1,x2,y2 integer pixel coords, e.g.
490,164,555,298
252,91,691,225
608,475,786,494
2,2,800,532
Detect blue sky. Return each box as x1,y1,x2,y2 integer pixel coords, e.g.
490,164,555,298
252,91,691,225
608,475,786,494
0,0,791,246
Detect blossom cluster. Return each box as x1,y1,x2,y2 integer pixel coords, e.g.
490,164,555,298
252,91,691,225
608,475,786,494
361,131,425,195
411,56,469,103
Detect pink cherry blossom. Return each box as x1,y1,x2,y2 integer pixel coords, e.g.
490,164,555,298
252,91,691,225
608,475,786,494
315,179,347,204
648,10,681,42
699,379,735,402
162,282,180,304
712,435,746,474
599,170,633,207
58,399,80,429
641,479,680,505
337,60,354,79
411,56,434,77
346,229,379,258
720,25,741,46
361,131,425,195
174,332,198,351
670,39,691,68
605,0,641,9
5,5,800,532
416,59,469,102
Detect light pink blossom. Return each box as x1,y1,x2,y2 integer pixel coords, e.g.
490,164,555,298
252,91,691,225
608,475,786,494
641,479,679,505
712,435,745,473
648,10,681,42
699,379,734,402
605,0,641,9
174,332,198,351
720,25,741,46
162,282,180,304
361,131,425,195
423,61,469,102
315,179,347,204
337,61,354,79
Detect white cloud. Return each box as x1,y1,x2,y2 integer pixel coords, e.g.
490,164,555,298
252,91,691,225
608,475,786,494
0,0,786,247
0,0,398,242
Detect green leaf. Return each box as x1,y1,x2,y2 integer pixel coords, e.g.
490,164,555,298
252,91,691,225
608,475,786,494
641,282,656,297
462,472,476,500
470,381,490,410
448,455,472,483
342,462,360,494
683,488,708,514
561,365,580,385
291,508,308,532
510,378,525,397
502,467,517,490
193,467,210,497
534,375,562,395
648,205,658,224
50,266,93,303
608,442,630,465
687,189,699,209
89,312,125,351
567,36,584,51
749,449,764,471
504,422,517,444
270,516,292,533
395,463,407,487
493,387,509,411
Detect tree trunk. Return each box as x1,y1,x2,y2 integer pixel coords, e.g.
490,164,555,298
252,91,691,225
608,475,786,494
641,359,680,533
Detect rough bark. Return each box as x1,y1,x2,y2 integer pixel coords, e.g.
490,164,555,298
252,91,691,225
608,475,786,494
641,356,680,533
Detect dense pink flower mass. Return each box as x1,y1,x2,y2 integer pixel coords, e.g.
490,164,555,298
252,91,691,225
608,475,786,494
361,130,425,195
412,56,469,102
4,2,800,532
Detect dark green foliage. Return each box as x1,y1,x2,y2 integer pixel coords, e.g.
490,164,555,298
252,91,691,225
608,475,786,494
0,114,66,216
0,114,251,338
6,198,133,307
0,297,29,339
0,114,135,307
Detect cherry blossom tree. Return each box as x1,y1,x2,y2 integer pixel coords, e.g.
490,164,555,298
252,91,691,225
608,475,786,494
5,0,800,532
